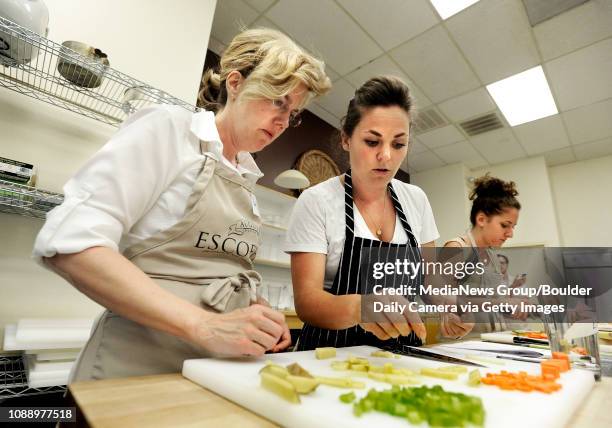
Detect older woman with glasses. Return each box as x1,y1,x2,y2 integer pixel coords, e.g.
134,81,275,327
33,28,331,381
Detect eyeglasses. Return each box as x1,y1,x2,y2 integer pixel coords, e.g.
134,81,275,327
271,98,302,127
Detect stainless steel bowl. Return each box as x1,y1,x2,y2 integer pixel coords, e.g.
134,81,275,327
57,41,109,88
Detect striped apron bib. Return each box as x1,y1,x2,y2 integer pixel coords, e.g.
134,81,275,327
295,171,423,351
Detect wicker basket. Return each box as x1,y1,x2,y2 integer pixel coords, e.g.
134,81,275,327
294,149,341,195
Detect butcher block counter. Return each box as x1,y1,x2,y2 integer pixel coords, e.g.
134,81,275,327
66,368,609,428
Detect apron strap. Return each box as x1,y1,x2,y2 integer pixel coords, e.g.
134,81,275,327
344,170,419,247
388,182,419,247
344,171,357,238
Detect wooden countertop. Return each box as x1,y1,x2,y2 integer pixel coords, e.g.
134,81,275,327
68,372,609,428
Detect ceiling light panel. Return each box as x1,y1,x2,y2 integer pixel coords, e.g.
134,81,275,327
429,0,480,19
486,66,558,126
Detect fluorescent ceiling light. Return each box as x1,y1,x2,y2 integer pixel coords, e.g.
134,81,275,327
486,66,558,127
430,0,480,19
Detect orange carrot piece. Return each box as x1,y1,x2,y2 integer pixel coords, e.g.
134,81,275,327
542,359,569,372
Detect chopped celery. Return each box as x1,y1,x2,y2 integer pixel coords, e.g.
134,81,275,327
349,384,485,426
339,391,356,403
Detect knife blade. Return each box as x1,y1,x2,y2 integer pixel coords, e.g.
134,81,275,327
383,345,486,367
447,347,545,358
513,337,548,345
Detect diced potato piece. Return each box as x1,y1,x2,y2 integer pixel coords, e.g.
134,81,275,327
347,357,369,365
383,363,394,374
315,376,365,389
438,365,468,374
331,361,350,371
394,368,416,376
370,350,395,358
367,372,387,382
367,372,419,385
368,365,384,373
285,375,320,393
286,363,313,378
350,364,369,372
260,372,300,403
468,369,481,386
315,347,337,359
420,368,459,380
259,364,289,379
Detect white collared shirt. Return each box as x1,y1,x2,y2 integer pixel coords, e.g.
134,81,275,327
32,105,263,263
283,176,439,289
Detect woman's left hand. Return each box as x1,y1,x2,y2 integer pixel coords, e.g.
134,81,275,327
272,324,291,352
255,294,292,352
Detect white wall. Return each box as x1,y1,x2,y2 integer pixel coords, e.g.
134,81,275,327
471,157,561,247
0,0,217,349
411,163,471,245
44,0,216,104
549,155,612,246
411,154,612,250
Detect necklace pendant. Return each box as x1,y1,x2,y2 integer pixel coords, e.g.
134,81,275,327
376,229,382,237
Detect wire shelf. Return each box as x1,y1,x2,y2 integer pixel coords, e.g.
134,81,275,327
0,16,197,126
0,354,66,400
0,178,64,219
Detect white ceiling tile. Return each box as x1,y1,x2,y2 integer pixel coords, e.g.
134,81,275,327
305,103,340,129
445,0,540,84
244,0,276,12
266,0,383,75
433,141,488,169
252,17,340,85
211,0,259,45
469,128,526,164
207,36,226,56
390,25,480,103
417,125,465,149
315,79,355,118
437,88,496,123
252,16,280,30
408,151,446,172
533,0,612,61
573,137,612,161
563,98,612,145
344,55,432,108
410,138,429,154
513,115,570,155
326,65,341,82
542,147,576,166
337,0,439,50
546,38,612,111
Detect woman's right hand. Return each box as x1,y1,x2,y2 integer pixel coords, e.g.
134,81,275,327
189,304,287,357
359,296,426,341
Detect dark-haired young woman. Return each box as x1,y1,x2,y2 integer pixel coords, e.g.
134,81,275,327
444,175,528,334
284,76,449,351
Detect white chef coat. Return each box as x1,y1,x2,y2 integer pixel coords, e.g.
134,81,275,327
283,176,439,289
32,105,263,264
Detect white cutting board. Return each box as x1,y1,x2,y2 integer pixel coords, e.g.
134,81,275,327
183,345,595,428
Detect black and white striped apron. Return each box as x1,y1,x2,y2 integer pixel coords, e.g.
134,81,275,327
295,171,423,351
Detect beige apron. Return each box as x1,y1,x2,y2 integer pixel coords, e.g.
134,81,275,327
71,142,262,381
445,231,506,332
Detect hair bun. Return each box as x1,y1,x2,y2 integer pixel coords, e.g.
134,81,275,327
197,68,222,112
470,173,518,201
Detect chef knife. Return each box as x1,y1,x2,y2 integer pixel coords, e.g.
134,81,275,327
444,347,545,358
382,345,486,367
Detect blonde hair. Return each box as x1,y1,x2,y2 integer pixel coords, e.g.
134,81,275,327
198,28,331,112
